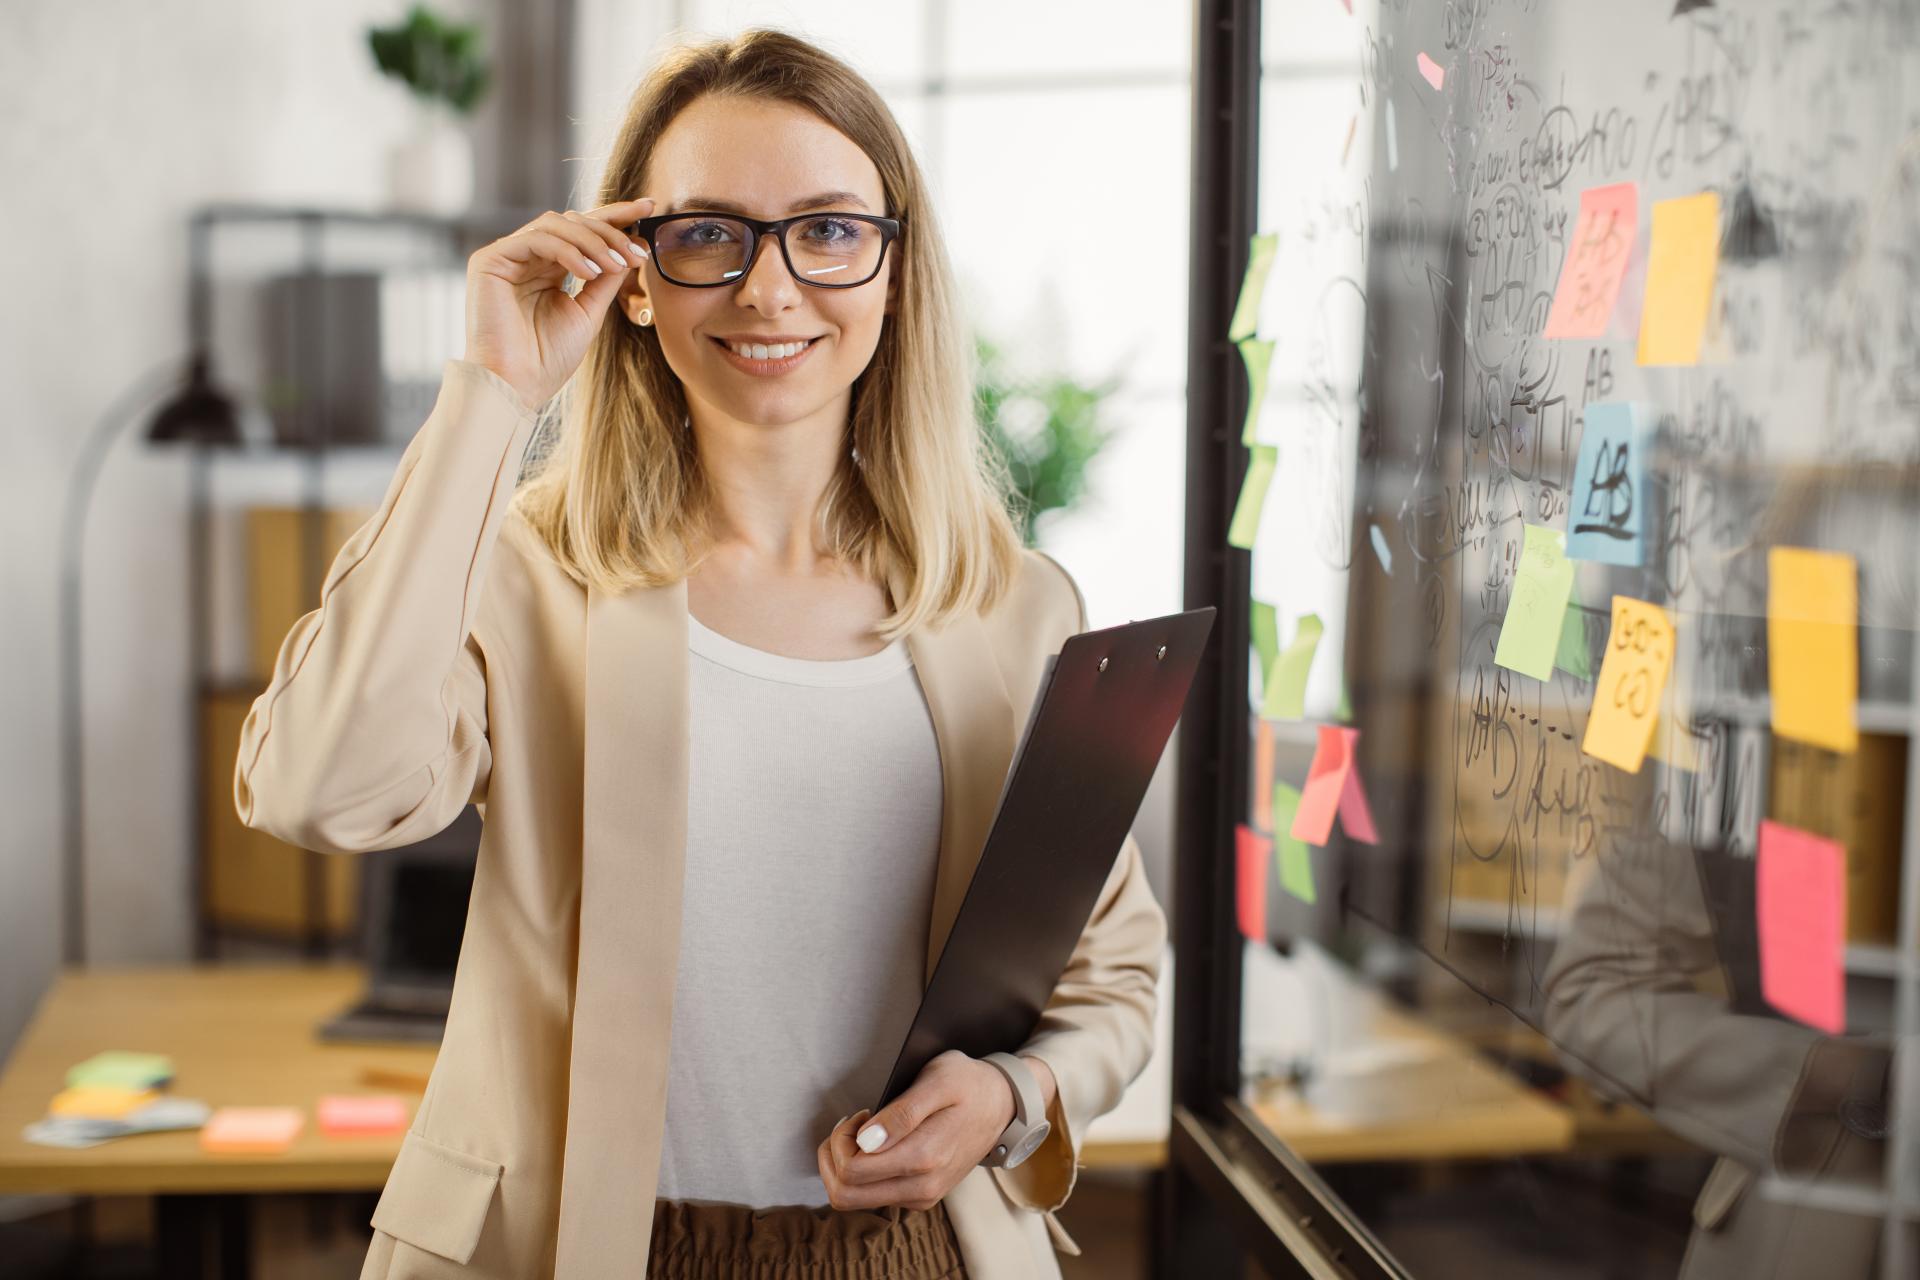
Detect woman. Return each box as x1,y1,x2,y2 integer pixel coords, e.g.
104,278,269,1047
234,27,1165,1280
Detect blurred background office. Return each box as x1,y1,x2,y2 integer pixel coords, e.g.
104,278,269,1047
1,2,1188,1274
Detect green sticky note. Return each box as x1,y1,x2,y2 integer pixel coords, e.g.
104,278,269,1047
66,1050,174,1090
1335,678,1353,723
1494,523,1576,680
1238,337,1276,444
1555,606,1592,680
1228,233,1279,340
1228,445,1278,549
1251,600,1280,686
1273,782,1317,904
1262,613,1323,719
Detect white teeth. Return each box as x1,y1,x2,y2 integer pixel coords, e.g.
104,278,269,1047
726,338,811,360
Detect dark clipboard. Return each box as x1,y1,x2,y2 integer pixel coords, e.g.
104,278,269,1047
872,606,1217,1111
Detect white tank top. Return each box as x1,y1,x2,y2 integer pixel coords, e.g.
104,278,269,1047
654,611,945,1207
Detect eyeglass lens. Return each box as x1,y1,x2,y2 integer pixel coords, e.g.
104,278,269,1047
652,215,885,286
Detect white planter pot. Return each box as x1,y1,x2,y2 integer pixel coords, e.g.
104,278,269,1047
388,106,475,216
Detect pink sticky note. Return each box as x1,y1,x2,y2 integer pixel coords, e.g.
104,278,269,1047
1544,183,1640,339
1236,823,1270,942
1417,51,1445,91
317,1094,409,1136
199,1105,305,1153
1756,820,1846,1035
1290,726,1378,845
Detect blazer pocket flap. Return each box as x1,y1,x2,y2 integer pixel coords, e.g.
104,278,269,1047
1692,1155,1751,1231
371,1129,504,1264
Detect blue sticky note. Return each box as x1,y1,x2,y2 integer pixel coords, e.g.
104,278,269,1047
1567,402,1645,566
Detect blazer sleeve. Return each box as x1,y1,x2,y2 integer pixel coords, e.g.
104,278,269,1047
992,558,1169,1216
232,358,539,855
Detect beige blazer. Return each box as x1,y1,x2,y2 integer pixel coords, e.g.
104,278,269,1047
232,359,1167,1280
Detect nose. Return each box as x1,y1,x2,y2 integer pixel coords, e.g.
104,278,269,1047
737,228,801,300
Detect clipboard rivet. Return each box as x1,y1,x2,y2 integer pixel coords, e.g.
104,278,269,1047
1156,644,1167,660
1097,657,1109,672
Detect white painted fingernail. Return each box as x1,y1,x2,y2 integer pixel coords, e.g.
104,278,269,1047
856,1123,887,1153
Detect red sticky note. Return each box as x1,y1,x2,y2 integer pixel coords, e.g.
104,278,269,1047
317,1094,409,1136
1756,820,1846,1035
1416,51,1445,91
1544,182,1639,339
1290,725,1379,846
199,1105,305,1154
1235,823,1271,942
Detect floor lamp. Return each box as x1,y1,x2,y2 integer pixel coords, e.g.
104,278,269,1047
60,351,241,966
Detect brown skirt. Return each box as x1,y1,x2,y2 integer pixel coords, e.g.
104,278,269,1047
646,1197,968,1279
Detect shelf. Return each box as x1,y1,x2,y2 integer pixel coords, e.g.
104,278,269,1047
1446,900,1916,978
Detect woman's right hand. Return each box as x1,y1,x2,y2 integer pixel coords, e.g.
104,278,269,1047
461,198,656,414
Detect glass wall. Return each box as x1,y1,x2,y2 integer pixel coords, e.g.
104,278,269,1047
1226,1,1920,1276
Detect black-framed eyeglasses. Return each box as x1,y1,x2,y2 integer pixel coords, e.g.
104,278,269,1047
628,210,903,289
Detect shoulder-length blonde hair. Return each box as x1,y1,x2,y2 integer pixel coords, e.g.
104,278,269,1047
510,27,1026,641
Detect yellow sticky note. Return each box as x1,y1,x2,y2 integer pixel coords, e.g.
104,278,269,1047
49,1084,159,1119
1228,233,1279,340
1637,192,1721,366
1228,445,1278,549
1768,547,1858,753
1238,337,1276,445
1582,595,1676,773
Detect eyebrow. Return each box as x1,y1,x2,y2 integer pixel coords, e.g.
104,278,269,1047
670,190,873,215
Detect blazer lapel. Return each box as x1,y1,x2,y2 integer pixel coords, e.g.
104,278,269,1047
897,578,1019,985
556,573,690,1276
553,565,1017,1276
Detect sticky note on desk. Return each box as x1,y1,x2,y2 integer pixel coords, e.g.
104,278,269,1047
1567,402,1646,565
1228,445,1278,549
1637,192,1721,366
199,1106,305,1154
1757,819,1846,1035
317,1094,409,1136
50,1084,159,1119
1582,596,1676,772
1495,524,1576,681
1229,233,1279,340
1768,547,1859,753
1544,182,1638,340
1262,613,1323,719
66,1050,174,1091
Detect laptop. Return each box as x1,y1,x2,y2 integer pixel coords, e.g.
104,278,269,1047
317,807,479,1043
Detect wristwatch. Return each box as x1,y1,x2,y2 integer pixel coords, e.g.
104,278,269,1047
980,1052,1052,1169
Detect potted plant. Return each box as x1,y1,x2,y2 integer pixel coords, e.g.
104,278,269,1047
973,333,1123,547
368,4,493,215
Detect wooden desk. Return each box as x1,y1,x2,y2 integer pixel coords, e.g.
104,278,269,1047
0,964,433,1196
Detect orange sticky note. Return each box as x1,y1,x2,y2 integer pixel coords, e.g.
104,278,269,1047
1757,819,1846,1035
1768,547,1859,753
1290,725,1379,845
1637,192,1721,365
1252,719,1276,830
1235,823,1271,942
199,1106,305,1154
1544,182,1638,339
1582,595,1676,773
317,1094,409,1136
49,1084,159,1119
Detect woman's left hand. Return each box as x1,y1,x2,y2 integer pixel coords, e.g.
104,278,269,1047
816,1049,1057,1211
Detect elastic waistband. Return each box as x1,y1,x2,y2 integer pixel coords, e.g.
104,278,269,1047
648,1197,964,1279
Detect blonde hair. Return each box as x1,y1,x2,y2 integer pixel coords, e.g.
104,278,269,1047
511,28,1026,641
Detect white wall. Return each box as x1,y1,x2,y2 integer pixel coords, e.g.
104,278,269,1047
0,0,490,1061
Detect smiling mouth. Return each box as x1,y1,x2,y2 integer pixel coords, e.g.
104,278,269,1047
710,336,820,360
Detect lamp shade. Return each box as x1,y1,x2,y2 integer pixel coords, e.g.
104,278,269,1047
145,354,243,446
